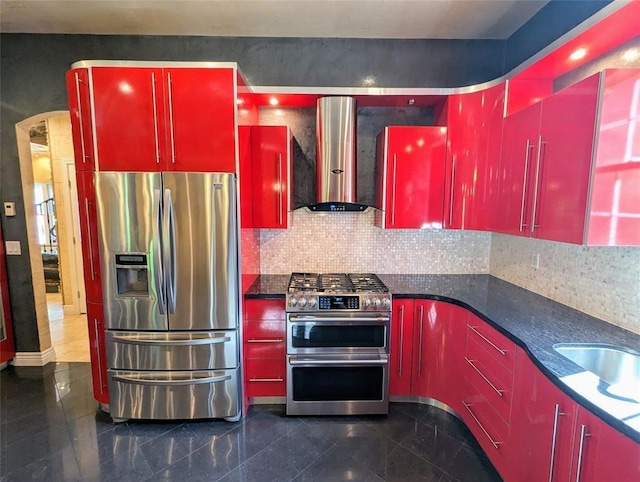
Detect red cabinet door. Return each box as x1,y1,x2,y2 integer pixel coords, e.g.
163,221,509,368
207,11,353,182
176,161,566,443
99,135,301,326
381,127,447,229
445,94,465,229
495,102,541,236
411,300,431,396
87,301,108,404
66,68,95,171
510,349,576,482
164,68,236,172
76,171,102,303
251,126,292,228
389,299,414,397
0,225,16,364
92,67,166,171
534,74,600,244
421,300,467,412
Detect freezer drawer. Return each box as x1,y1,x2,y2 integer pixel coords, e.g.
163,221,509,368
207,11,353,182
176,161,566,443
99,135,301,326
108,369,240,420
106,331,238,370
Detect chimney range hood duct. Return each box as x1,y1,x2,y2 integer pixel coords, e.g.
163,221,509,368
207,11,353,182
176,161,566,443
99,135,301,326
308,97,368,212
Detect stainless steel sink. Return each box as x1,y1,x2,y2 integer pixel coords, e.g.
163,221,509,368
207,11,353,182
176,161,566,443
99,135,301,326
553,343,640,402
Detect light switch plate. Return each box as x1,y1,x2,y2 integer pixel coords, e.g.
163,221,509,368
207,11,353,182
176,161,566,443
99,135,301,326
3,202,16,217
5,240,21,255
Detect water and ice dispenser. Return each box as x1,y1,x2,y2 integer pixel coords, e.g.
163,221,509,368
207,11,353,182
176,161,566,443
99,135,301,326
115,254,149,297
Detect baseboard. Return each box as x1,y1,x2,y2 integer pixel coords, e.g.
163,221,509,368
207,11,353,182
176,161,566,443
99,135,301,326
12,347,56,366
63,304,79,315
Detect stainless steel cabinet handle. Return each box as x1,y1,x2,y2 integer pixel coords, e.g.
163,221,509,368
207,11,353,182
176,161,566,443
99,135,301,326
249,378,284,382
467,325,507,356
398,305,405,378
74,72,88,163
111,335,231,346
247,338,283,343
548,403,565,482
449,154,457,226
418,305,424,378
289,357,387,366
94,320,105,394
531,135,546,234
464,357,504,397
163,189,177,314
278,152,283,226
153,189,166,314
391,153,397,226
112,374,232,386
83,199,95,280
575,424,591,482
167,72,176,164
151,72,161,164
519,140,533,232
289,316,390,323
462,401,501,450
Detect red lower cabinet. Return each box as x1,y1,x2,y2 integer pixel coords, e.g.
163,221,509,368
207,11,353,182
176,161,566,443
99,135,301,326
243,299,286,401
389,299,414,396
86,302,108,404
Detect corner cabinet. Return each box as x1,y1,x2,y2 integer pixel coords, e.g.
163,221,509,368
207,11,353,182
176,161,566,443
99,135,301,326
374,126,447,229
496,69,640,245
66,63,239,173
251,126,293,228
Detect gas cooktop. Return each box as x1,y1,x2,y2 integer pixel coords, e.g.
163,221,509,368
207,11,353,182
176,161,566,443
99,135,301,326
287,273,389,294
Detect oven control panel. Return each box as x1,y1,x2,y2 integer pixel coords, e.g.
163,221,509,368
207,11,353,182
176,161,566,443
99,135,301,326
286,294,391,312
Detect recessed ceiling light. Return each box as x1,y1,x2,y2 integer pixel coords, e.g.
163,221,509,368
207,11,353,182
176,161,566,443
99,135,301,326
569,48,587,61
622,48,640,62
269,97,279,106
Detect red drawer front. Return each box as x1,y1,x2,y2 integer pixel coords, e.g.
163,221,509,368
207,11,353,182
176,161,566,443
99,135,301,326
245,358,286,397
466,318,516,372
244,340,286,359
466,336,514,424
244,318,285,339
244,299,286,321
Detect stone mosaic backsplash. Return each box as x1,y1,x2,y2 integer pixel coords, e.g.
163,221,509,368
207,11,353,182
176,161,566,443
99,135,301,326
259,209,491,274
490,234,640,335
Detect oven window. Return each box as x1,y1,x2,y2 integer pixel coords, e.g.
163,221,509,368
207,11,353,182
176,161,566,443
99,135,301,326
292,366,383,401
291,325,385,348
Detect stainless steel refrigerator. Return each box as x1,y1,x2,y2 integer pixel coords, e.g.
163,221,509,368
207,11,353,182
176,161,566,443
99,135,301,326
95,171,241,422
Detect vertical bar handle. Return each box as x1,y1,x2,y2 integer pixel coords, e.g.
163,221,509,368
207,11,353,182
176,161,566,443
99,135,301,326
398,305,405,378
167,72,176,164
83,199,95,280
94,320,105,394
74,72,88,163
449,154,457,226
278,153,283,226
548,403,565,482
418,305,424,378
153,189,166,314
519,140,533,232
531,135,546,234
575,424,591,482
151,72,161,164
163,189,177,314
391,153,397,226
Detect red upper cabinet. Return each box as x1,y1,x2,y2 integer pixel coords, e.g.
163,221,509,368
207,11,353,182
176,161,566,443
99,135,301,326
66,68,95,171
251,126,293,228
445,84,506,231
69,64,239,173
374,126,447,229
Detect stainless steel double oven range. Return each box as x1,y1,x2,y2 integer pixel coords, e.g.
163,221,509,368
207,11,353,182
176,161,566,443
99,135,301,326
285,273,391,416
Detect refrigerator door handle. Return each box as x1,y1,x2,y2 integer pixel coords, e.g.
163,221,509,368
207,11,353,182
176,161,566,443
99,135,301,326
153,189,166,314
111,335,232,346
111,374,232,386
163,188,177,314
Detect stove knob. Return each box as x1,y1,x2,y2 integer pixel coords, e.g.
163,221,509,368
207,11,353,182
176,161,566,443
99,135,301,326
381,298,391,309
372,297,381,309
288,297,297,307
298,297,307,308
308,297,317,308
363,297,371,308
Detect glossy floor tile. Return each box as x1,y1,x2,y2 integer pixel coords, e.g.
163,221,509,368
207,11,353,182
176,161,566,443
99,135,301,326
0,363,502,481
47,293,90,363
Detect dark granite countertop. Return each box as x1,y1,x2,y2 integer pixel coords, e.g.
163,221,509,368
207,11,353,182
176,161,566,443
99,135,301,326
244,273,640,443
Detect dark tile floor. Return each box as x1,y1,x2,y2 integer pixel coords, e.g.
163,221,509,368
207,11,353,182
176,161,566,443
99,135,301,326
1,363,502,481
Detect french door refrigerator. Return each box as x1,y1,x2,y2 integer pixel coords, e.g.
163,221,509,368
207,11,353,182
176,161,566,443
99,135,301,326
96,171,241,422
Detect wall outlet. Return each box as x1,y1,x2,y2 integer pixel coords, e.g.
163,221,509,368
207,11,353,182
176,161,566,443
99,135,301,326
5,240,21,255
531,253,540,270
3,202,16,217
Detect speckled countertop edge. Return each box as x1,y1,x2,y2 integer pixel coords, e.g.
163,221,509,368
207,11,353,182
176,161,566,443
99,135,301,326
244,273,640,443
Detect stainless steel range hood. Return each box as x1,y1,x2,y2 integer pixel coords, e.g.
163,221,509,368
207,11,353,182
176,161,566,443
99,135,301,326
308,97,368,212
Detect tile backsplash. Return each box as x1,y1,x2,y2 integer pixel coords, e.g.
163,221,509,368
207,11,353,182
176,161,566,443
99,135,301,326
259,209,491,274
490,234,640,334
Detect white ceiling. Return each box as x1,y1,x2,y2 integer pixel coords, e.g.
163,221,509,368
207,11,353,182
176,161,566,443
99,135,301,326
0,0,549,39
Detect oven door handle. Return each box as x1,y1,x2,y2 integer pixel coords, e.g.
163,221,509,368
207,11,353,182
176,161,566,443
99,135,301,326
288,316,390,323
288,356,388,366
